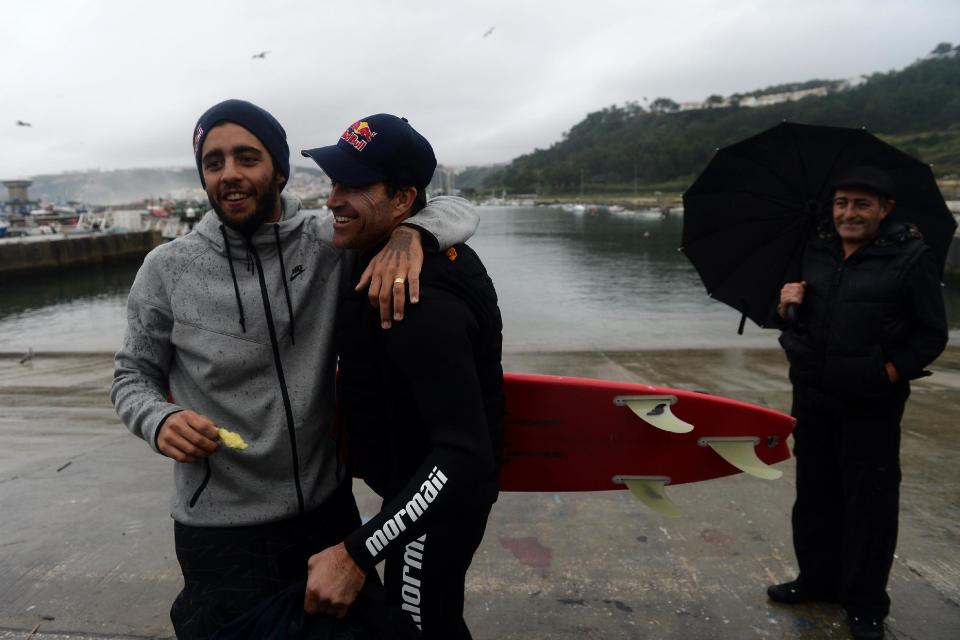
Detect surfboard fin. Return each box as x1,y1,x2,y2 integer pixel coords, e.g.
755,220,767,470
614,395,694,434
699,437,782,480
613,475,682,517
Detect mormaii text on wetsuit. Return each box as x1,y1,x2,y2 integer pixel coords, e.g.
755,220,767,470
365,466,448,558
401,534,427,629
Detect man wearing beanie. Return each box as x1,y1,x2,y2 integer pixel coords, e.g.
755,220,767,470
300,114,503,639
111,99,479,638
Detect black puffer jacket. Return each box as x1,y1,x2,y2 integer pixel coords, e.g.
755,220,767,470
780,221,948,397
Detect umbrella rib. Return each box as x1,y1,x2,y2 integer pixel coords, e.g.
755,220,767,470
721,148,809,202
687,185,806,213
789,126,818,200
686,213,814,289
800,125,852,198
684,190,806,232
734,189,803,213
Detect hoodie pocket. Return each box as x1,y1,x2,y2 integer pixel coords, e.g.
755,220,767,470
188,459,212,509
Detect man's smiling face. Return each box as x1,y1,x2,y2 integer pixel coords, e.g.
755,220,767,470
326,182,413,250
832,187,894,251
201,122,284,235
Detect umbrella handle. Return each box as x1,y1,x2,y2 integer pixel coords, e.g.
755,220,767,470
785,303,798,324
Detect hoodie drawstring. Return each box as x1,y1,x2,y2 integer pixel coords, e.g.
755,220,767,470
244,234,306,515
273,225,296,345
220,224,247,334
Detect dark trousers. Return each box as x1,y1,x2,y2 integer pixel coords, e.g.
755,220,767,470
790,384,908,619
171,483,365,639
382,503,492,640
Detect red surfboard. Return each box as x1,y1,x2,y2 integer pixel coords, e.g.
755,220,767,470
500,373,794,501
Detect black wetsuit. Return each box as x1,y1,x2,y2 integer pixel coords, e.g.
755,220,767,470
338,242,504,639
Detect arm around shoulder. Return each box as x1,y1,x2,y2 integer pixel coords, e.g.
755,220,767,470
402,196,478,252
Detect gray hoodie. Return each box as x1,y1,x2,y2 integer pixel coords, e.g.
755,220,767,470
111,194,478,526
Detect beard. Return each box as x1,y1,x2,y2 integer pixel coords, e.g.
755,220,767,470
209,180,281,237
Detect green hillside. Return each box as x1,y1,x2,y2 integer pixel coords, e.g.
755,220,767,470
487,43,960,195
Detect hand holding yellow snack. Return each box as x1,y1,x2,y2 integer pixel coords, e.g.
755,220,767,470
217,427,248,450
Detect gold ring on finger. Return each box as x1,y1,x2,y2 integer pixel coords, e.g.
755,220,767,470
394,277,405,285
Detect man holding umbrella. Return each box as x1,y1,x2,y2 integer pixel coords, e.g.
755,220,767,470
769,166,948,639
683,122,955,639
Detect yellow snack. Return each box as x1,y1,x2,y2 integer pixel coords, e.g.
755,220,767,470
217,427,248,450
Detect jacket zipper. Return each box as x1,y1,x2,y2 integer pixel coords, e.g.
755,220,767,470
247,239,306,516
817,255,845,381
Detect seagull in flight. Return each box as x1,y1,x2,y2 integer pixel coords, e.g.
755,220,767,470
482,26,495,38
16,120,32,127
251,50,271,59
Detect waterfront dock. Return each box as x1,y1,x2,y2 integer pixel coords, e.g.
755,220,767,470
1,348,958,639
0,231,161,281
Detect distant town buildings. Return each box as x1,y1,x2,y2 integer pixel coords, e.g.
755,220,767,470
735,86,832,108
677,76,868,112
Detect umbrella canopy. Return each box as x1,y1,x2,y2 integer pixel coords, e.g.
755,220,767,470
681,121,956,330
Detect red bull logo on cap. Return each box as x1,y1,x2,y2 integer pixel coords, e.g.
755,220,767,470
341,120,377,151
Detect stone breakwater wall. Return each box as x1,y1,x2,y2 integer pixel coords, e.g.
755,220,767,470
0,231,161,281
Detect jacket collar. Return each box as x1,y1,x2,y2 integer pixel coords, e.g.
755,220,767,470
811,219,921,259
196,193,306,255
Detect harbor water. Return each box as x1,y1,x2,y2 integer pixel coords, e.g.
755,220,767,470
1,205,958,353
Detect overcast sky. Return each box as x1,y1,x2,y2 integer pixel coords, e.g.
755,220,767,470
2,0,957,179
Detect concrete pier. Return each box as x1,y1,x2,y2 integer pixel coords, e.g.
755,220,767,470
0,231,161,281
0,348,958,639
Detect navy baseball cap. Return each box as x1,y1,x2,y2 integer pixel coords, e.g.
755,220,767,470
301,114,436,190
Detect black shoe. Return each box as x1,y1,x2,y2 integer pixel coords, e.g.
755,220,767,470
767,580,809,604
847,614,884,640
767,579,838,604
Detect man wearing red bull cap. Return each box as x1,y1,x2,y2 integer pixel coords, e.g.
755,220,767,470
111,100,479,638
301,114,503,639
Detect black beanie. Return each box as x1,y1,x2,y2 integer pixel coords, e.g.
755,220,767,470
192,99,290,190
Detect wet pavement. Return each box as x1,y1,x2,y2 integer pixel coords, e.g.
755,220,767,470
1,348,958,639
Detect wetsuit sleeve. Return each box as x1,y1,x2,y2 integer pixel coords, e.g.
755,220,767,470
342,289,495,572
887,248,949,380
402,196,479,252
111,253,184,453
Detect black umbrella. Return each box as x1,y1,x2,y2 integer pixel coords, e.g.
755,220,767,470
681,121,956,332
